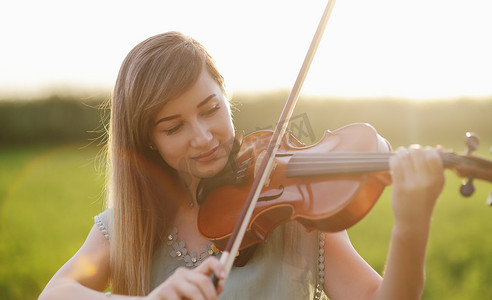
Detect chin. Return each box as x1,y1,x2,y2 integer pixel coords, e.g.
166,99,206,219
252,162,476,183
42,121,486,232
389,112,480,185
194,157,228,179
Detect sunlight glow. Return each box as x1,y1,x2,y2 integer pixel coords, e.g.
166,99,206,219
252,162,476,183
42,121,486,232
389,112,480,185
1,0,491,100
69,255,98,280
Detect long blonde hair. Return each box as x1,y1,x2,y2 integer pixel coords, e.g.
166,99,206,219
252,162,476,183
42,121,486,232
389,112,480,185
107,31,225,295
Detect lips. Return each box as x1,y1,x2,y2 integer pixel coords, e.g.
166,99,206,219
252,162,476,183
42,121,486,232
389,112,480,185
192,146,220,162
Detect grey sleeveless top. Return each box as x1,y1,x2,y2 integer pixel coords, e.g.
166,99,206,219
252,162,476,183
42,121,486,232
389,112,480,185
95,210,326,299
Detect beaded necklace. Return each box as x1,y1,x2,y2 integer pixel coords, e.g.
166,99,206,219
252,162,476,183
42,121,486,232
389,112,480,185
166,227,220,267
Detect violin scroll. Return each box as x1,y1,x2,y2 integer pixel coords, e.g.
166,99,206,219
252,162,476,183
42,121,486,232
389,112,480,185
460,132,478,197
465,132,479,155
489,143,492,206
456,132,492,205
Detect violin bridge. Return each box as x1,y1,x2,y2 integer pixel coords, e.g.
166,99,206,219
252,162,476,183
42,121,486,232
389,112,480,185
254,151,277,188
264,161,277,187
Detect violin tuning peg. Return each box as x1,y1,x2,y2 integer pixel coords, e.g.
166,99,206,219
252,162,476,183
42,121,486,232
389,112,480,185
464,132,480,155
460,177,475,197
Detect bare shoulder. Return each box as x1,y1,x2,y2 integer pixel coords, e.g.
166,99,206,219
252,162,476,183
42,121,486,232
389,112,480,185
321,231,381,299
322,230,353,254
42,225,111,293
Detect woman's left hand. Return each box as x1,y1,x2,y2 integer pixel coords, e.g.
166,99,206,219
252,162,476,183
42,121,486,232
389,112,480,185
389,145,445,230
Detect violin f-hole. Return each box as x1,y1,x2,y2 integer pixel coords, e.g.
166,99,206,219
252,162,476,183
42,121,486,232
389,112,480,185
258,185,284,202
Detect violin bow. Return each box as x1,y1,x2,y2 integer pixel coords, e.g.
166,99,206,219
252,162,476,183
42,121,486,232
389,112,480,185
217,0,337,284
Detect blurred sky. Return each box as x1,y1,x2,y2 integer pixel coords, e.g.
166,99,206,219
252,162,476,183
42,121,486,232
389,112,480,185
1,0,491,100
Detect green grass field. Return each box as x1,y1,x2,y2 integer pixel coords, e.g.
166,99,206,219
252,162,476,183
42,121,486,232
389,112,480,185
0,144,106,299
0,140,491,299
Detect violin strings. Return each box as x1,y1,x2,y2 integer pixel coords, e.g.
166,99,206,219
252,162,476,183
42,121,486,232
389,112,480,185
287,159,390,176
286,165,389,177
290,153,394,159
288,161,389,168
285,152,477,177
286,153,391,176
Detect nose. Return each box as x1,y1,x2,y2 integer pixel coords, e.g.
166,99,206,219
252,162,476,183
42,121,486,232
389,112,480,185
190,121,213,148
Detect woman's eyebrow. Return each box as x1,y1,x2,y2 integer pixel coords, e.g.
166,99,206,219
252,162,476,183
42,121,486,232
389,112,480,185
154,114,179,126
154,94,217,126
197,94,216,108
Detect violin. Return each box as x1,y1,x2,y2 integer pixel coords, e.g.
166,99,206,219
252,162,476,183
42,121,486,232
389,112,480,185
199,0,490,285
197,123,492,251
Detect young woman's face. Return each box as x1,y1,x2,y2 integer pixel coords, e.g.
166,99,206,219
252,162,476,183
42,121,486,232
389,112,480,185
152,68,235,180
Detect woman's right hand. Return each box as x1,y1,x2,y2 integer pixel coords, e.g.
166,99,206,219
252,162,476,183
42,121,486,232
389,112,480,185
146,257,225,300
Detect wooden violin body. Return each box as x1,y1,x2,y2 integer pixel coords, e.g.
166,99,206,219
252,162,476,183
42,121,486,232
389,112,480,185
197,123,392,250
197,122,492,251
192,1,492,279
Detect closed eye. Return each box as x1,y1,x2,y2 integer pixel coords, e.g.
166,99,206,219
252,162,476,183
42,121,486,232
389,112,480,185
202,104,220,116
162,123,183,135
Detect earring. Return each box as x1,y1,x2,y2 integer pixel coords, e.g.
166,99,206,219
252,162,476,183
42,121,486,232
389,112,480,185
149,145,156,150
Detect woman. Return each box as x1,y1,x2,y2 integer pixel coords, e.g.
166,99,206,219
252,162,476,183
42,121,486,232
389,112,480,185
39,31,445,300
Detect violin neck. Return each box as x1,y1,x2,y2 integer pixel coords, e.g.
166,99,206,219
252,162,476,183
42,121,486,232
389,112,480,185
285,152,458,177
